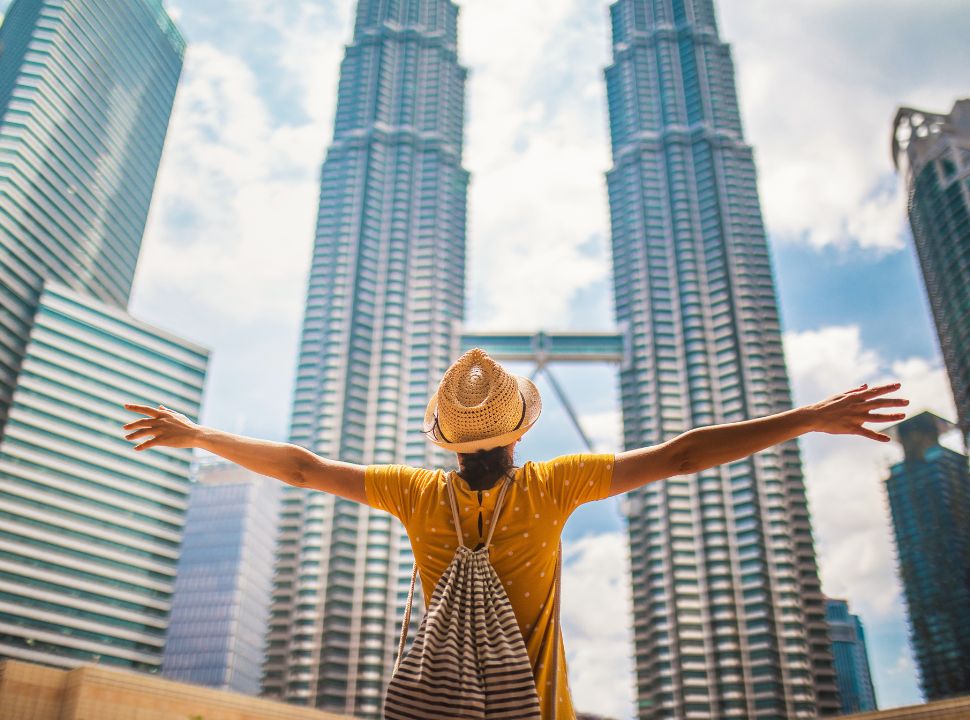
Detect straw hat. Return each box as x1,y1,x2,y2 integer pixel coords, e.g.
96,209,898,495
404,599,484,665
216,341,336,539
423,348,542,453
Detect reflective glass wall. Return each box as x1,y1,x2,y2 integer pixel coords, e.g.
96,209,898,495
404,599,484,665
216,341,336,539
0,279,207,672
163,463,281,694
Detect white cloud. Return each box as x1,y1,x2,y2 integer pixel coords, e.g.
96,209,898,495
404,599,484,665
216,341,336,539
885,356,958,421
784,325,882,402
234,0,351,126
456,0,970,327
718,0,969,250
785,325,956,707
165,3,181,23
130,40,337,437
459,0,613,330
880,648,916,708
561,532,635,720
577,409,623,454
784,324,956,703
135,43,327,323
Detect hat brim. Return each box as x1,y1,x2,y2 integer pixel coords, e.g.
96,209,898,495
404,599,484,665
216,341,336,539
423,375,541,453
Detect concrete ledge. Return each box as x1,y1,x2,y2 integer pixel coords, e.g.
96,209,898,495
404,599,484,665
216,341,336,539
0,659,352,720
840,694,970,720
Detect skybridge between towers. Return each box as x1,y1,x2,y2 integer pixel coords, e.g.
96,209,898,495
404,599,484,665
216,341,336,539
457,329,629,452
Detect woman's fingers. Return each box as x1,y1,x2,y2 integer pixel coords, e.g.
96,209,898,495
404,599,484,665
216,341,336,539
862,412,907,422
857,382,902,399
862,397,910,409
815,383,907,442
121,403,190,452
856,426,891,442
123,403,163,417
121,402,200,452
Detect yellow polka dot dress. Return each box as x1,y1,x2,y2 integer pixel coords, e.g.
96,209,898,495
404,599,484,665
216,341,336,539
365,453,615,719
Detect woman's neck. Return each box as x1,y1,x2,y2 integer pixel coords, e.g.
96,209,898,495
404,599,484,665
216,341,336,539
456,466,515,492
463,476,501,492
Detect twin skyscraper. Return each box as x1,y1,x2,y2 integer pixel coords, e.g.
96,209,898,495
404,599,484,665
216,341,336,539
265,1,838,718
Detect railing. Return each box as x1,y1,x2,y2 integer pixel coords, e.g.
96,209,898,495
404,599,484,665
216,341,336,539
459,329,627,365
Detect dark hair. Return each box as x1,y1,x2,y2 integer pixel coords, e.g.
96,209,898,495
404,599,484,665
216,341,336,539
457,445,515,489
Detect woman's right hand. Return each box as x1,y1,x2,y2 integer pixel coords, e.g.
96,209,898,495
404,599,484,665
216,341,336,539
121,403,202,451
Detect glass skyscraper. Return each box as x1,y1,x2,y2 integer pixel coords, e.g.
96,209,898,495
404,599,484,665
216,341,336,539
0,0,185,439
163,462,281,695
0,280,207,671
0,0,207,675
885,411,970,700
262,1,467,716
892,99,970,448
603,1,838,717
825,597,877,714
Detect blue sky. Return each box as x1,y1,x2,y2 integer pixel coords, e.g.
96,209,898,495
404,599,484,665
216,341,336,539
3,0,967,716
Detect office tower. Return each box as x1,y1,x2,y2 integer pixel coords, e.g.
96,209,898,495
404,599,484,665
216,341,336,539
0,0,185,439
825,598,877,714
0,280,207,671
892,99,970,448
885,411,970,700
604,1,839,717
261,1,468,716
162,462,282,694
0,0,207,675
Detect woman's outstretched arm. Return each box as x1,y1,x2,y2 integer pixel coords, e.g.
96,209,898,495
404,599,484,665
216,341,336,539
120,403,367,503
608,382,909,498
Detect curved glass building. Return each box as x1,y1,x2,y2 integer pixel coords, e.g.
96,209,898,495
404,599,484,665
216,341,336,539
0,0,185,438
0,0,203,676
0,279,207,672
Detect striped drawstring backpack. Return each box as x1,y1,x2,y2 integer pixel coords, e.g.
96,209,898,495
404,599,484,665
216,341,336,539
383,470,563,719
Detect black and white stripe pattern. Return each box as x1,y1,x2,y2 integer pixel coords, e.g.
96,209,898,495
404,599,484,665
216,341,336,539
384,472,545,719
384,544,543,719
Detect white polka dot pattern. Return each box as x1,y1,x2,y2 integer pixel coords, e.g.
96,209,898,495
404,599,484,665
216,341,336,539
367,454,616,718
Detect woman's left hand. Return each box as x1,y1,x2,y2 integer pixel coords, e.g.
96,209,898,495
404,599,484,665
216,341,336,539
122,403,202,451
808,382,909,442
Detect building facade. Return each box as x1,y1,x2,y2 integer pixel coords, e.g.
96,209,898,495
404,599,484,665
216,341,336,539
892,99,970,448
261,0,468,716
0,280,207,672
603,0,839,717
825,598,877,714
162,462,282,694
0,0,185,440
885,412,970,700
0,0,207,676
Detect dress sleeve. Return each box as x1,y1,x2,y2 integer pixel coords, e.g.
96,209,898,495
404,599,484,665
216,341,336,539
532,453,615,520
364,464,420,524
